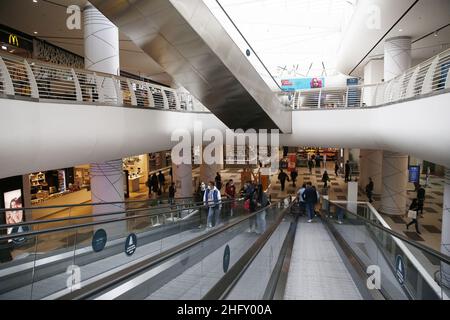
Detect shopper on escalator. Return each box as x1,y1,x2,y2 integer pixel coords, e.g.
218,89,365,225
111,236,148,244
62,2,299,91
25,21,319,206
225,179,236,216
253,184,269,234
244,182,257,232
204,181,222,228
302,182,318,223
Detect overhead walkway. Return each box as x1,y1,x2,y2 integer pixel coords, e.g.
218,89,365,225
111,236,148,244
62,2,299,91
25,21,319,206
3,197,446,300
1,48,450,179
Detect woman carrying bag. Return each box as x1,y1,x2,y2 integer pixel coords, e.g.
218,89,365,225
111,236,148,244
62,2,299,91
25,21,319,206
406,198,421,234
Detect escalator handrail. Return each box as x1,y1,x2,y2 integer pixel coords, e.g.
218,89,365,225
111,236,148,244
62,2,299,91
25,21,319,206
57,197,292,300
0,198,236,230
202,198,292,300
327,199,450,265
0,198,242,242
0,196,196,213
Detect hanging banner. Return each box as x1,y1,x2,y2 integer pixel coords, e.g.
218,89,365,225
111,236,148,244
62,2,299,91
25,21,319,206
280,77,325,91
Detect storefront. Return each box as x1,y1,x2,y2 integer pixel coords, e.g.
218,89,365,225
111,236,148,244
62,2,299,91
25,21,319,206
295,147,338,167
0,26,33,58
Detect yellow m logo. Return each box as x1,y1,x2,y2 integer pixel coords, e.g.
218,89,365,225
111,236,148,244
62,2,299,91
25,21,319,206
8,34,19,47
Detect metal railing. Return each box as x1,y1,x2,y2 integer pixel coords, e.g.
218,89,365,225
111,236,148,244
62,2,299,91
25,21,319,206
323,197,450,300
0,51,209,112
281,48,450,109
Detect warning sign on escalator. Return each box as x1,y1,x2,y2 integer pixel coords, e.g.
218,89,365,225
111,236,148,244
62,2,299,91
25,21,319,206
125,233,137,256
395,255,406,285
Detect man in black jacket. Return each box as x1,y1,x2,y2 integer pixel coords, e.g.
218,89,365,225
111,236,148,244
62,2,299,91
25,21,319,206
345,160,351,182
302,182,318,223
278,169,290,191
365,177,374,203
417,184,426,217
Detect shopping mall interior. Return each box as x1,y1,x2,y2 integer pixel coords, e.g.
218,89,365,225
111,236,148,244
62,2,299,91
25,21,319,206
0,0,449,303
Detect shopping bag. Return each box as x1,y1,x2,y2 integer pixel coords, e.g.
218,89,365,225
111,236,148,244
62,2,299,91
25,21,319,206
407,210,417,219
244,199,250,211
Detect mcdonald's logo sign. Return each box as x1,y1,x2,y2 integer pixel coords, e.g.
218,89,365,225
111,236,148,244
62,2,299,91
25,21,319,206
8,34,19,47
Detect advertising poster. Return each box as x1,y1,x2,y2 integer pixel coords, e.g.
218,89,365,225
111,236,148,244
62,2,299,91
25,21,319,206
3,189,25,243
281,77,325,91
408,165,420,183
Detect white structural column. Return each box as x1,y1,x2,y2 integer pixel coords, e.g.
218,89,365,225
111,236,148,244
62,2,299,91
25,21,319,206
380,37,411,215
200,145,224,185
441,169,450,289
172,163,193,198
84,3,125,233
359,150,383,195
379,152,409,215
84,3,120,75
360,59,384,195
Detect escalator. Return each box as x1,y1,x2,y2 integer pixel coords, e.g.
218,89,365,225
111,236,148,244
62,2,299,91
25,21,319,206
0,197,244,300
2,196,449,300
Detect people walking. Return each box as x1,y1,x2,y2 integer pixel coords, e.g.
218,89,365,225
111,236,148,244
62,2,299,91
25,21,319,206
204,181,221,228
255,184,269,234
225,179,236,216
290,168,298,188
334,160,339,177
302,182,318,223
215,172,222,191
151,173,159,197
344,160,351,182
278,169,290,192
406,198,421,234
297,183,307,215
158,170,166,193
425,167,430,187
244,182,257,232
308,159,314,174
365,177,374,203
168,182,176,205
321,170,330,188
315,153,321,168
417,184,426,217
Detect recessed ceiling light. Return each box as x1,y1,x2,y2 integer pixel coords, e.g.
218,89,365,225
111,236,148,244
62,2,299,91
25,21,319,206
398,29,403,32
34,31,38,34
434,31,438,37
33,0,38,3
1,45,7,50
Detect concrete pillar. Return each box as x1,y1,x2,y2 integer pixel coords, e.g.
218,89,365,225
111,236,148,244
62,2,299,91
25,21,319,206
90,160,125,236
200,144,224,184
379,152,409,215
380,37,411,215
83,3,120,75
441,169,450,289
21,175,32,222
363,58,383,106
359,150,383,195
84,4,124,237
384,36,411,82
172,163,193,198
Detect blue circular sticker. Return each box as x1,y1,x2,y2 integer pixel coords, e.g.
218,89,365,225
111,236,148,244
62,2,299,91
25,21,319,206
246,49,251,57
125,233,137,256
223,245,230,273
92,229,107,253
395,255,406,285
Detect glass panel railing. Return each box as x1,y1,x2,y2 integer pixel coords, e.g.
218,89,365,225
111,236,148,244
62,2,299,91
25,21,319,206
322,198,450,300
70,199,290,300
0,198,245,300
